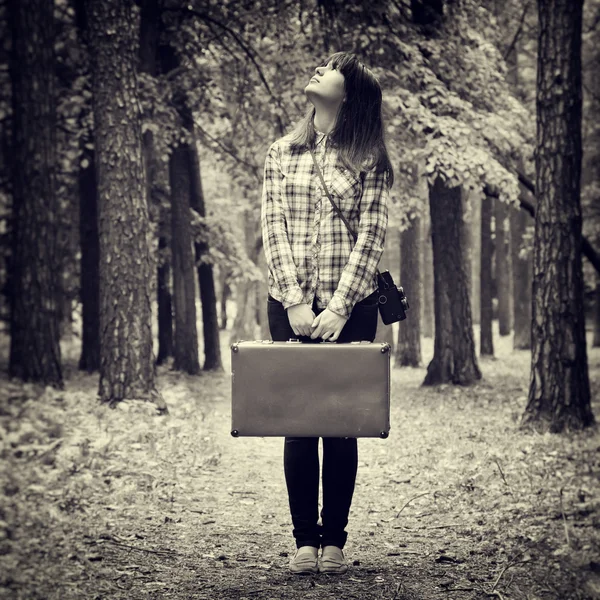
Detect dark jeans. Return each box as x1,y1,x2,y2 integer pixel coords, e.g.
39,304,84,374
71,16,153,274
267,291,379,549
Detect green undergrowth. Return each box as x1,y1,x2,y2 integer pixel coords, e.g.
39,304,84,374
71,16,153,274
0,333,598,600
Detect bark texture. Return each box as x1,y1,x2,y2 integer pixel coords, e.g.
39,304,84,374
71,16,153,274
480,194,494,356
495,199,513,335
522,0,593,431
510,204,532,350
396,217,421,367
424,179,481,385
88,0,159,405
169,144,201,374
8,0,62,385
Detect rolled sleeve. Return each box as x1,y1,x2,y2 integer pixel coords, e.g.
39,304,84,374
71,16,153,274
260,143,304,309
327,168,388,318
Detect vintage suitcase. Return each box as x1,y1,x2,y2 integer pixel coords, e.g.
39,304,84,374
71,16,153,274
230,340,391,438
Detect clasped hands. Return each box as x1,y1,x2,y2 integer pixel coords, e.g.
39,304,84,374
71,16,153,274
287,303,348,342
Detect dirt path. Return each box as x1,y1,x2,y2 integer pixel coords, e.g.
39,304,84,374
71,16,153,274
1,337,599,599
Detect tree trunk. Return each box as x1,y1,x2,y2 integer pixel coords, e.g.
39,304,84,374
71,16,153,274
424,178,481,386
74,0,100,372
470,191,482,325
522,0,593,432
169,145,201,374
88,0,163,409
593,279,600,347
510,203,532,350
219,270,230,330
156,230,173,365
495,198,513,336
78,148,101,371
421,216,434,338
396,216,421,367
189,146,223,371
480,194,494,356
8,0,62,386
139,0,172,365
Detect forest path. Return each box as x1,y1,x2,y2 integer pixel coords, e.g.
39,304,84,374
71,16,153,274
1,335,599,600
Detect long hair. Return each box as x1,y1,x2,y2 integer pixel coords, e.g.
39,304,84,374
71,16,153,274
288,52,394,188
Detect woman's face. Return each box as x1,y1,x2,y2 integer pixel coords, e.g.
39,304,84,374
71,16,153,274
304,61,345,105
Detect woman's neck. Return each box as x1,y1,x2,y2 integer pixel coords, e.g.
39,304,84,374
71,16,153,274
313,104,339,135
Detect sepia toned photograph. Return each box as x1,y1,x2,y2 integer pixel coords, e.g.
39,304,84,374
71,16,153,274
1,0,599,598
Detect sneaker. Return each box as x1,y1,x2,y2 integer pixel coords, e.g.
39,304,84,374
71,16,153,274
319,545,348,574
289,546,319,575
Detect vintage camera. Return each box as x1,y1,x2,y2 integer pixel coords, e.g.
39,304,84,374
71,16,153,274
377,270,410,325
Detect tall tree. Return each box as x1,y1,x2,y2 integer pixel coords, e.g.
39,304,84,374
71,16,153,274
8,0,62,386
495,198,513,336
522,0,593,431
139,0,174,366
480,193,494,356
74,0,100,373
396,216,421,366
169,137,201,374
510,202,532,350
190,144,223,371
422,218,434,338
424,178,481,385
88,0,164,409
469,191,481,325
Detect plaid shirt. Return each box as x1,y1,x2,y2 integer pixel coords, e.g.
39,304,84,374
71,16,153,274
261,132,388,318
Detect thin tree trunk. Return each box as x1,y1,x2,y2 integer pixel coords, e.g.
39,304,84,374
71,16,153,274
422,216,434,338
522,0,592,431
593,279,600,347
74,0,100,372
480,194,494,356
169,144,201,374
470,192,481,325
424,179,481,385
189,145,223,371
510,203,532,350
88,0,164,410
139,0,172,365
8,0,62,386
78,148,101,371
495,198,513,336
156,229,173,365
396,216,421,366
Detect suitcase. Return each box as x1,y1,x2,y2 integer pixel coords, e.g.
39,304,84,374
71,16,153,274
230,340,391,438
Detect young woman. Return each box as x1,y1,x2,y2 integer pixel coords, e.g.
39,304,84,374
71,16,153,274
260,52,394,575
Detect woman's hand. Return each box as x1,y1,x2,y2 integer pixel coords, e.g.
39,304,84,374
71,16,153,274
287,304,316,337
310,308,348,342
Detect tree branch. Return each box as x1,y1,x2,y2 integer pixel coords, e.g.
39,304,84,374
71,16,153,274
194,121,261,180
503,1,532,62
162,6,292,126
487,174,600,274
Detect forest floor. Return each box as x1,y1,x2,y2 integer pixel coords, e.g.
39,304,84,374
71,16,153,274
0,331,599,600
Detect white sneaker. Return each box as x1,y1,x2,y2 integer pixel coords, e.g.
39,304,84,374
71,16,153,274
319,545,348,574
289,546,319,575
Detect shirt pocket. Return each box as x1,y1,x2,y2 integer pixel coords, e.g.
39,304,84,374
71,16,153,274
329,167,361,212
